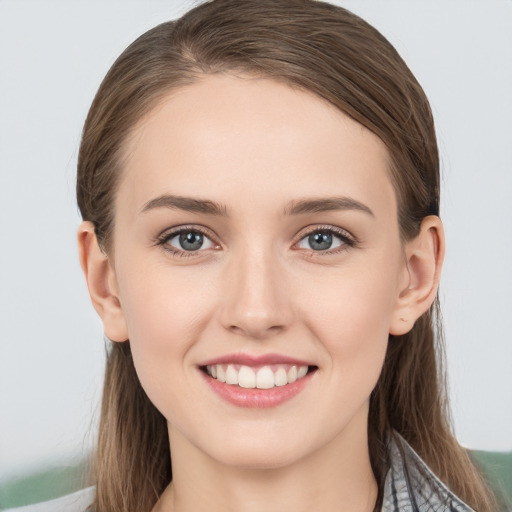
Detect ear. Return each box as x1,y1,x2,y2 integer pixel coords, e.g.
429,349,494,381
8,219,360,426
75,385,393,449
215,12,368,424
77,221,129,342
389,215,445,336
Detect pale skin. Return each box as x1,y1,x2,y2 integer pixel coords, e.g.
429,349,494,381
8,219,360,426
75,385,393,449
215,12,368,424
78,74,444,512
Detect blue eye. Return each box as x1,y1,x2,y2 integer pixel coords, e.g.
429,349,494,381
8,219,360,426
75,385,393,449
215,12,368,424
159,228,215,254
297,228,352,252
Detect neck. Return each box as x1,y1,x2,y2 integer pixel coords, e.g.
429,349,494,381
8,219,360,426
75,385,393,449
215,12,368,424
153,409,377,512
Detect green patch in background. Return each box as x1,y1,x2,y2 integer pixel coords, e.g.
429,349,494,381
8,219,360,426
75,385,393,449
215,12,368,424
0,458,90,510
472,450,512,511
0,452,510,510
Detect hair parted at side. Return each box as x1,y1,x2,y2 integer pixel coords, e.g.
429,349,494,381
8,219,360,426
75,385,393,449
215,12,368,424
77,1,498,511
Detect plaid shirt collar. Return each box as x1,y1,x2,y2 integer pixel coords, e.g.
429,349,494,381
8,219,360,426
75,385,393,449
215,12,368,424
382,433,474,512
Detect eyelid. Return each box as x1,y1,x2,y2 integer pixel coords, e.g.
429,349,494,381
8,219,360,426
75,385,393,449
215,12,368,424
154,225,221,257
294,224,355,241
293,224,357,254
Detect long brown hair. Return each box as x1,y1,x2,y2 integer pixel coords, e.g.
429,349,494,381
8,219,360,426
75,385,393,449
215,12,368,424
77,1,498,510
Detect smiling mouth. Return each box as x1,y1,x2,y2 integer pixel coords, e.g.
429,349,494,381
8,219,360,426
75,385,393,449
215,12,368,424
201,364,316,390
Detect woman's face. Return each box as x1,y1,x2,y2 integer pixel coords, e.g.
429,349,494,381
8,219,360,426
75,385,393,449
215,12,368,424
109,74,408,468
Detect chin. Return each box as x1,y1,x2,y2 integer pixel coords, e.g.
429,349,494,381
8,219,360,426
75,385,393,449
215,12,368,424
214,442,308,471
198,421,336,471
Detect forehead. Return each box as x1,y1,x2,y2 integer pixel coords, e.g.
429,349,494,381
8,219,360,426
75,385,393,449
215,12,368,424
118,74,396,220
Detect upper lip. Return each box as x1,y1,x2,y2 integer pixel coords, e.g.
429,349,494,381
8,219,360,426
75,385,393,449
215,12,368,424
199,353,314,367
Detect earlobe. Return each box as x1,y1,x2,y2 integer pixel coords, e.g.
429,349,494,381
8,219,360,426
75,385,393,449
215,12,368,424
390,216,445,336
77,221,129,342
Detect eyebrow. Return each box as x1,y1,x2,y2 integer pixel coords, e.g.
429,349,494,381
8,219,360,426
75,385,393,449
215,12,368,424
140,194,374,217
141,195,229,216
283,197,374,217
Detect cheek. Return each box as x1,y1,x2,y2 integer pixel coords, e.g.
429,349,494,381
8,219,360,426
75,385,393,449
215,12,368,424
116,267,212,423
113,261,215,396
118,259,212,339
301,260,399,390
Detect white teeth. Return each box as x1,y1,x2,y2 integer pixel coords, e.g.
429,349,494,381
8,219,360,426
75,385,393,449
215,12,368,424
297,366,308,379
287,366,297,383
238,365,256,388
225,365,239,385
274,367,288,386
206,363,310,388
256,366,274,389
216,365,226,383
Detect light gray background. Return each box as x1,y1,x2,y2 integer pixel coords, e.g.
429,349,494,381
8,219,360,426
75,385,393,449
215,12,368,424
1,0,511,482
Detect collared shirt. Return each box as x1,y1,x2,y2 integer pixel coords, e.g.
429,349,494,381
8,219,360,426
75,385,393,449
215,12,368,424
383,433,474,511
5,434,473,512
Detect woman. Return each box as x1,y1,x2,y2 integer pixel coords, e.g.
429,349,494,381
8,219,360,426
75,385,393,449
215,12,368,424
10,0,498,510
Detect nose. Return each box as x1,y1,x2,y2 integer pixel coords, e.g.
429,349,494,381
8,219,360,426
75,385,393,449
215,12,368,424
218,245,293,340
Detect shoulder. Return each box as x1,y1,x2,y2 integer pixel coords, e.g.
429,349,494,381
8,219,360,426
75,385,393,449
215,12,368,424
382,433,474,512
3,487,95,512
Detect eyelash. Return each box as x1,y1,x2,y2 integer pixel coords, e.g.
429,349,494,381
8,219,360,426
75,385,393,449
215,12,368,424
155,225,357,258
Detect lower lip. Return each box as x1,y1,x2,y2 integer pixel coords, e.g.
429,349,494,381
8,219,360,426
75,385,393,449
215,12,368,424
200,369,315,408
